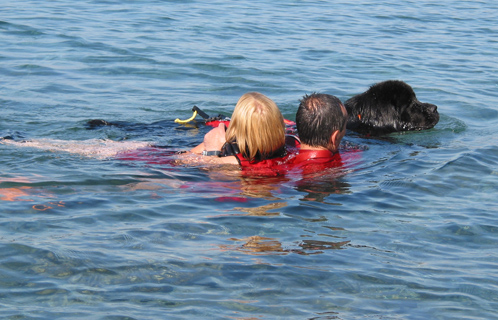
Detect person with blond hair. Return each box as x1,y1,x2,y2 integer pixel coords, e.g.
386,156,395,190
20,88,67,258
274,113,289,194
190,92,289,166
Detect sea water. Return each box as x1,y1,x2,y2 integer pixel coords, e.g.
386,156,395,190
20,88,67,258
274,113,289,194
1,1,497,319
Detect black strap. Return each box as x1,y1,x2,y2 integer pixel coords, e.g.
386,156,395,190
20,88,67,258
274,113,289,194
220,141,240,157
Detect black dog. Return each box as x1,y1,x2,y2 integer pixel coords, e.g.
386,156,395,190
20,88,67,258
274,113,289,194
344,80,439,135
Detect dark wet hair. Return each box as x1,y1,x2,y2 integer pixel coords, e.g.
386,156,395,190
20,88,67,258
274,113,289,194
296,93,346,148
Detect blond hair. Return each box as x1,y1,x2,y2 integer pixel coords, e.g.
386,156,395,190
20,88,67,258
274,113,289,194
225,92,285,161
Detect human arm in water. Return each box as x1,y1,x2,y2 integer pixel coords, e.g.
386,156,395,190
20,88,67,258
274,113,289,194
189,123,238,165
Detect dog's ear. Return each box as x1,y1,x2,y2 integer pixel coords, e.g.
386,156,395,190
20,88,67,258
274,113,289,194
400,104,423,130
345,98,367,132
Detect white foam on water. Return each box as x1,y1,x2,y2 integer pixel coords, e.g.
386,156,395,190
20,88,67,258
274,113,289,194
1,138,152,159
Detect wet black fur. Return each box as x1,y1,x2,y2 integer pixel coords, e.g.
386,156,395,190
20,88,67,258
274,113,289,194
345,80,439,135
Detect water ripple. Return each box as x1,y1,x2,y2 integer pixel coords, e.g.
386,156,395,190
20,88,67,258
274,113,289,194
2,0,498,319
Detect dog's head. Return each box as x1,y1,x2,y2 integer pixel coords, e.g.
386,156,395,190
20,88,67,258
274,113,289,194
345,80,439,135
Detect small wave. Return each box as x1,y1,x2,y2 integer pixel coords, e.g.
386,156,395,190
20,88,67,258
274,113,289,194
1,138,151,159
0,20,45,36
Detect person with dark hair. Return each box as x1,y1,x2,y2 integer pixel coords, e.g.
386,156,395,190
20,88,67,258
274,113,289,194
292,93,348,165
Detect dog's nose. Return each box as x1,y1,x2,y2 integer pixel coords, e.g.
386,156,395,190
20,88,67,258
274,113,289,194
428,104,438,113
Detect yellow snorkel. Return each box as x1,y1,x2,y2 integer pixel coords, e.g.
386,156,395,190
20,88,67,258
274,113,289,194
174,106,219,124
175,106,230,128
174,109,198,124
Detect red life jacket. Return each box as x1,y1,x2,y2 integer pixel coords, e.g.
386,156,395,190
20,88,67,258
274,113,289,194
231,135,301,176
291,149,339,164
230,136,353,176
286,149,343,175
234,142,363,177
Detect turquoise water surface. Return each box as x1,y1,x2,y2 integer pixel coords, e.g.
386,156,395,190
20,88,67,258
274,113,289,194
1,1,498,319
